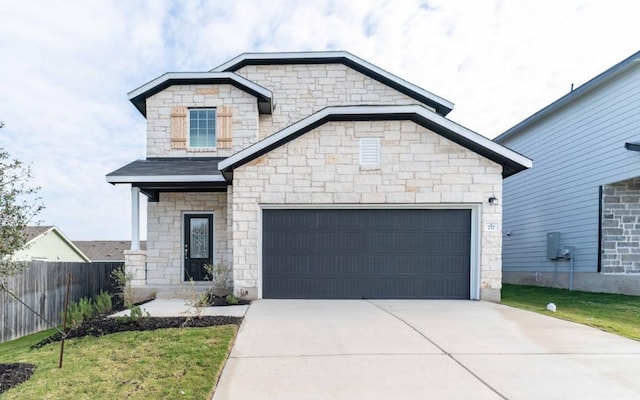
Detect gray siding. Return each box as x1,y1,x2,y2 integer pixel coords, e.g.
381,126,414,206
499,66,640,273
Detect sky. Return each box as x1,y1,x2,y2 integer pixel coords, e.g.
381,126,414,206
0,0,639,240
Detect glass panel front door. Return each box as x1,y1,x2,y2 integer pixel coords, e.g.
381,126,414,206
184,214,213,281
190,218,209,259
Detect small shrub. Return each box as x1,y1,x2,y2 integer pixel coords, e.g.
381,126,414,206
78,297,94,321
225,294,239,305
204,261,233,295
183,277,207,320
62,302,80,328
111,266,134,309
116,305,150,323
63,297,94,329
94,290,113,315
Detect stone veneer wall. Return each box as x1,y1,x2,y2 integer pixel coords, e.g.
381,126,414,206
146,192,229,286
231,120,503,300
234,63,434,139
145,84,259,157
602,177,640,273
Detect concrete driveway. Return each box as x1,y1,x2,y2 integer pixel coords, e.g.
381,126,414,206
212,300,640,399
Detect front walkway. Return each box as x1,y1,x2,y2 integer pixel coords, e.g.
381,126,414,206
110,298,248,318
212,300,640,400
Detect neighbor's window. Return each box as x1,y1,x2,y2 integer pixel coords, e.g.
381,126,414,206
189,109,216,148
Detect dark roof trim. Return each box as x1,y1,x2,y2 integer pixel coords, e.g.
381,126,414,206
213,51,454,117
106,158,229,200
218,105,532,179
128,72,273,116
625,142,640,152
495,50,640,143
106,158,225,182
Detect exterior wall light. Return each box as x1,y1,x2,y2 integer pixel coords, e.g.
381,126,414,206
488,196,499,205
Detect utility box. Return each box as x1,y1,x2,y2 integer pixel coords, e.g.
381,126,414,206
547,232,560,260
560,246,575,260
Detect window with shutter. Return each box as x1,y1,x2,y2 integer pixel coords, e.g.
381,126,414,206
217,106,233,149
170,107,188,149
189,109,216,148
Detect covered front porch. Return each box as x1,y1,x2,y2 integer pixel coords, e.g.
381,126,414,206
106,157,231,295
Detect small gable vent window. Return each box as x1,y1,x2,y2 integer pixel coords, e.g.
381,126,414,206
359,138,380,166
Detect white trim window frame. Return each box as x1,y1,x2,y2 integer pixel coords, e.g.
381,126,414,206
188,108,217,149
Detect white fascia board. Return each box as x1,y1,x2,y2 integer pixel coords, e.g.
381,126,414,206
106,175,226,184
127,71,272,101
219,105,532,171
213,51,454,111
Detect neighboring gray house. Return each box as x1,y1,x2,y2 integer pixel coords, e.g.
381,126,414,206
495,50,640,295
107,51,530,301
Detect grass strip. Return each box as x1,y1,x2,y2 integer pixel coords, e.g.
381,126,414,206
502,283,640,341
1,325,236,399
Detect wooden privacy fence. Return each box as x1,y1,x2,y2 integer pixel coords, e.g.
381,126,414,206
0,261,121,343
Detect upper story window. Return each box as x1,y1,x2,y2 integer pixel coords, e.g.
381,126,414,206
189,109,216,148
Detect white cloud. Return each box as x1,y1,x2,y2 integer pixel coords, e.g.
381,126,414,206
0,0,638,239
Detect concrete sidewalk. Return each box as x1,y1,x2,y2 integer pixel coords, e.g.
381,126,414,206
110,298,248,318
212,300,640,400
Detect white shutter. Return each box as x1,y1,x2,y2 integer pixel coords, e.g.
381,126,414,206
359,138,380,166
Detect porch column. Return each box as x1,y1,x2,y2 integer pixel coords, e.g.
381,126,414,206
125,185,146,288
131,186,140,251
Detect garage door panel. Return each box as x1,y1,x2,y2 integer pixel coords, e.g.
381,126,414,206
263,209,471,299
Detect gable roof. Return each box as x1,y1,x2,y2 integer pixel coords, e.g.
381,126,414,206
213,51,455,117
24,226,54,242
73,240,147,262
23,226,91,262
495,50,640,143
218,104,532,179
128,72,273,116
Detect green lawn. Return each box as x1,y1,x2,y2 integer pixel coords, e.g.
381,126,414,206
1,325,237,399
502,283,640,341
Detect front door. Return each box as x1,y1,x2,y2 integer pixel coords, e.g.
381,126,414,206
184,213,213,281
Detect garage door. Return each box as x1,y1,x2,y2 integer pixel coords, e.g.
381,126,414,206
262,209,471,299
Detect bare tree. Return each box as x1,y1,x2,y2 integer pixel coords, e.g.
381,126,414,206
0,121,45,277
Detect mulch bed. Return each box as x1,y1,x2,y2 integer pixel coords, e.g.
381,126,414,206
0,363,35,394
31,315,243,349
1,311,244,394
206,295,251,307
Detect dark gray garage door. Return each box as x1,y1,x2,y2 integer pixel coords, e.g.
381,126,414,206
262,209,471,299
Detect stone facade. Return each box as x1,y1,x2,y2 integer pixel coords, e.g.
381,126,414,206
145,84,259,157
232,120,503,300
234,63,434,139
146,192,229,286
602,177,640,274
137,60,507,300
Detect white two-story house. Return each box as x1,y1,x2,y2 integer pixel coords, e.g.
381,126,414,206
107,51,530,301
